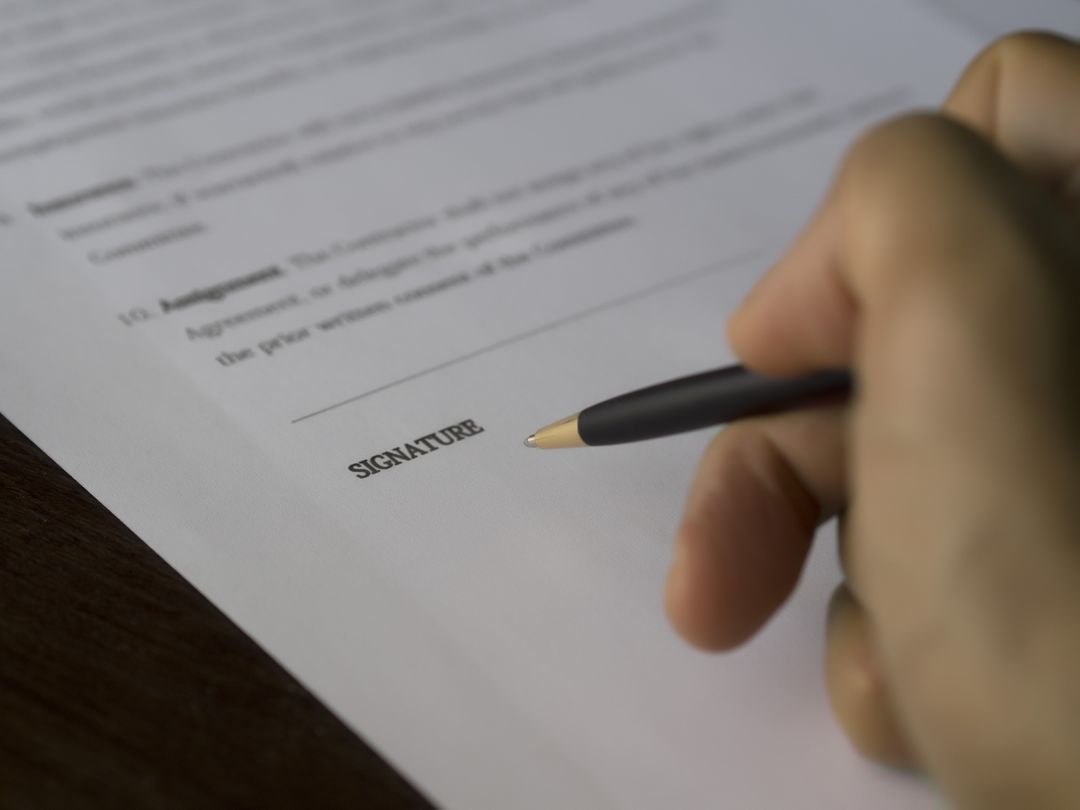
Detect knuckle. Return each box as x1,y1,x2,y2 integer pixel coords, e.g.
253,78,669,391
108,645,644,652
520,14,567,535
837,114,974,267
843,113,967,188
953,31,1074,104
979,29,1071,68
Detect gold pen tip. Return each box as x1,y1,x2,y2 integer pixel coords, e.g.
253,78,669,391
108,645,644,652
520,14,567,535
522,414,584,449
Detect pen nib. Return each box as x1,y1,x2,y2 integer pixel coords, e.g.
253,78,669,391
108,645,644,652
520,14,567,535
524,434,538,448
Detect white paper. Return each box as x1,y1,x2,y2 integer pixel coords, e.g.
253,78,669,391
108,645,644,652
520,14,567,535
0,2,984,807
921,0,1080,38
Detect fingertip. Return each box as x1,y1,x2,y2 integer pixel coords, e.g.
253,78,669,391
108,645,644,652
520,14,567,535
726,254,789,371
664,425,824,652
728,204,855,375
665,517,758,651
725,278,766,364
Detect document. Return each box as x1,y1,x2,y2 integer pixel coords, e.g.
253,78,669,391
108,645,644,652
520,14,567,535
924,0,1080,37
0,2,984,807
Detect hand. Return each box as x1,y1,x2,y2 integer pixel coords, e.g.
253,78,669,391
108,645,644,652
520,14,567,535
666,33,1080,809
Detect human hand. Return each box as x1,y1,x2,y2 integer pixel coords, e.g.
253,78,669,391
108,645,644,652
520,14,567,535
666,33,1080,809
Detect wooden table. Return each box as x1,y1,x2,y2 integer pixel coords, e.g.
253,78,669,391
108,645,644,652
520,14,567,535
0,414,434,809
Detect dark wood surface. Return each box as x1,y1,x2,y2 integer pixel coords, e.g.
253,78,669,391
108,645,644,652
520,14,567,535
0,414,434,809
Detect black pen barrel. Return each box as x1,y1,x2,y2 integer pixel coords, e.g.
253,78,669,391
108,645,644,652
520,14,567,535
576,366,852,446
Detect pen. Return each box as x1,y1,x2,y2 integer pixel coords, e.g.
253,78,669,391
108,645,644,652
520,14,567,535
524,364,852,449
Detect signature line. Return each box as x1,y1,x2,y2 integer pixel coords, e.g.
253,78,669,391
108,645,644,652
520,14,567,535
290,249,763,425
